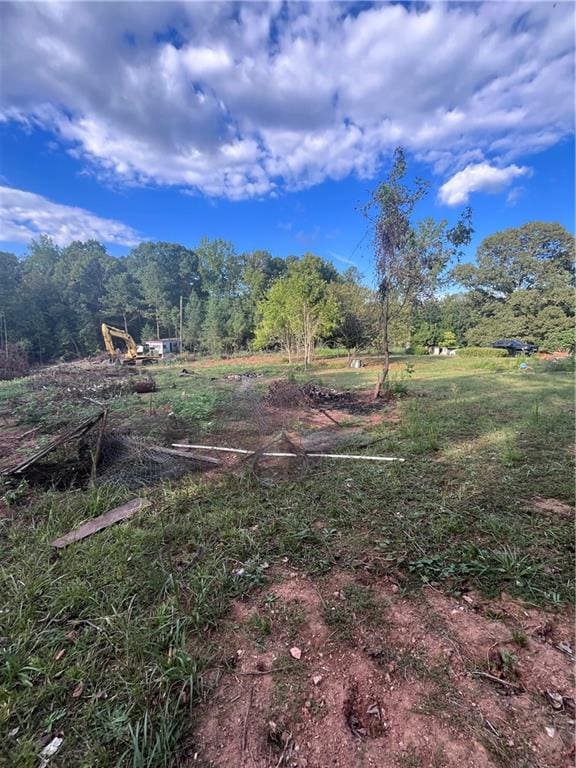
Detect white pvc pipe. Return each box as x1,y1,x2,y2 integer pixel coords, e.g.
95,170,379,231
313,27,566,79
171,443,404,462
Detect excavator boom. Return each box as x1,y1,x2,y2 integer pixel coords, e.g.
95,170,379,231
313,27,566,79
101,323,156,364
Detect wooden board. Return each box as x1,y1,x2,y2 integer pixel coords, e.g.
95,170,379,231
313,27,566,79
51,498,151,549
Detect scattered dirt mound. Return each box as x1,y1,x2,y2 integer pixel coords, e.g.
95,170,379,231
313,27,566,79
192,572,575,768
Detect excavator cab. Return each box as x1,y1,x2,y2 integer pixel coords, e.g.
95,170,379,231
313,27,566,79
101,324,159,365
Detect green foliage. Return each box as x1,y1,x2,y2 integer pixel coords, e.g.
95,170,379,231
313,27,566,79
1,218,573,366
439,330,457,347
255,254,339,364
457,347,508,358
365,146,473,393
329,280,378,355
454,222,575,351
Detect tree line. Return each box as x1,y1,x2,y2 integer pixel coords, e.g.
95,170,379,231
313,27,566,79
0,211,573,369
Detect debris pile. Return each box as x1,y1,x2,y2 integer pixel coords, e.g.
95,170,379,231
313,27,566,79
263,380,347,409
28,365,136,402
217,371,266,381
1,410,106,487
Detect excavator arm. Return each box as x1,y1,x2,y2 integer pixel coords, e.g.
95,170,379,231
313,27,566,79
101,323,138,360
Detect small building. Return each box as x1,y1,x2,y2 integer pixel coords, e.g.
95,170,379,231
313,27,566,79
144,338,181,358
491,339,538,356
428,345,457,356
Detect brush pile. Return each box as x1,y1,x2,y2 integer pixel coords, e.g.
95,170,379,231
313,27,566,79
263,380,347,409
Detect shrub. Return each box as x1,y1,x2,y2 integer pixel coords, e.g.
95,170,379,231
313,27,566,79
405,345,428,356
0,344,30,381
457,346,508,358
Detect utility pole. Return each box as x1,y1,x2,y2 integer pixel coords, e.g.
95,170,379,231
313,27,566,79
179,295,183,354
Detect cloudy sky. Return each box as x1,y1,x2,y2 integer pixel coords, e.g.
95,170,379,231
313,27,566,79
0,1,574,269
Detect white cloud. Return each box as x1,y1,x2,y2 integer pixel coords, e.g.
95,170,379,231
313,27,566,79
0,186,141,246
438,163,532,206
0,2,573,199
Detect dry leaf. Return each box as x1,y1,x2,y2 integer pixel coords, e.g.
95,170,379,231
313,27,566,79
546,690,563,710
39,736,63,767
290,646,302,660
53,649,66,661
72,682,84,698
312,675,323,685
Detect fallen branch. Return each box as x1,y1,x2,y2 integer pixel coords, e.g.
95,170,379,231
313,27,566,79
51,498,151,549
471,670,524,692
172,443,404,462
241,685,254,752
90,407,108,485
19,427,39,440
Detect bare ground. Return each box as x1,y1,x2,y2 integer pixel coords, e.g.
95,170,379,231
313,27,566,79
191,570,575,768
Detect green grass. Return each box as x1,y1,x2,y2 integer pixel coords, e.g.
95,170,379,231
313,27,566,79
1,353,573,766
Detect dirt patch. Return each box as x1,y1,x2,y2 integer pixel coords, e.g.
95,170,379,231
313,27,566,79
192,573,575,768
530,496,574,519
263,380,391,418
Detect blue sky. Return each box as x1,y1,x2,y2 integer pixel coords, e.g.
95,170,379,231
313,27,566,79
0,1,574,279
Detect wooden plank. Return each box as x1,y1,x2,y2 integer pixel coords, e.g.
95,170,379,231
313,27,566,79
51,498,151,549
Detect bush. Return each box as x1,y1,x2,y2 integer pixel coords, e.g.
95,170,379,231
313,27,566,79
0,344,30,381
457,346,508,358
314,346,350,359
404,345,428,356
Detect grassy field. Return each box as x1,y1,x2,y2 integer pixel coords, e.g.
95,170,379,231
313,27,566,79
1,353,573,767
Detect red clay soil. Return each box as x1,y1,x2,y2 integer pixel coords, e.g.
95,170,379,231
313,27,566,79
191,571,575,768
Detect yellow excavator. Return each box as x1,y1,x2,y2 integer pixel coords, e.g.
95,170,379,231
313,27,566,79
101,323,159,365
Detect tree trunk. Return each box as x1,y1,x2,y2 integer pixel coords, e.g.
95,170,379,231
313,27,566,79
155,307,160,340
373,294,390,399
123,313,128,334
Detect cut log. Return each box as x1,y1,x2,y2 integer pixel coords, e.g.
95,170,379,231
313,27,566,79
51,498,151,549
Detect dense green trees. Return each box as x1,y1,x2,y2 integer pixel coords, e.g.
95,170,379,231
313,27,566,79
453,222,574,351
254,254,340,365
0,219,572,367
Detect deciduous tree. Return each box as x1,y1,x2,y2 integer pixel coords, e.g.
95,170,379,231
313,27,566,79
366,147,473,397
